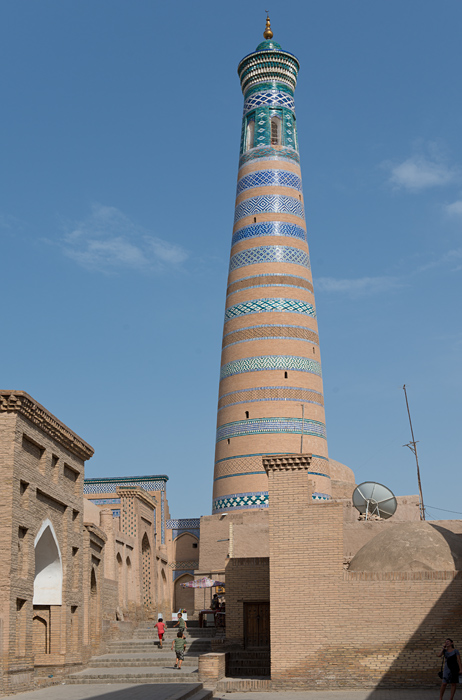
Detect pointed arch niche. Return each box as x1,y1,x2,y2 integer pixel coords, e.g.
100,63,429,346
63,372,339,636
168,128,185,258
33,519,62,605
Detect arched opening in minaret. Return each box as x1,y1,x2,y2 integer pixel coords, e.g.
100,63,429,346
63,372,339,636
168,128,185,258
271,116,281,145
246,120,255,151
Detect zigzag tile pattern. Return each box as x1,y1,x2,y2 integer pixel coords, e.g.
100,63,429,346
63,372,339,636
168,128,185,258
232,221,306,247
229,246,310,272
213,492,269,512
234,195,304,223
220,355,322,380
243,90,296,115
225,297,315,321
236,169,302,195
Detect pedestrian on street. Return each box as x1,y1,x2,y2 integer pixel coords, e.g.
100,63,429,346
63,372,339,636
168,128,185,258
154,617,166,649
173,612,187,637
438,638,462,700
172,631,187,669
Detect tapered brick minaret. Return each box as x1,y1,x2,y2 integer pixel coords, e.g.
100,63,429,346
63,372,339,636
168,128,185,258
212,17,331,514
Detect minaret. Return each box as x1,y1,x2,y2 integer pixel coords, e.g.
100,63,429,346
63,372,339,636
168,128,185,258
212,17,331,514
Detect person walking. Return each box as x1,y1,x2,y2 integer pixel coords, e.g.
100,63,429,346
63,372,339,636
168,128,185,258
438,638,462,700
173,612,187,637
154,617,166,649
172,631,187,669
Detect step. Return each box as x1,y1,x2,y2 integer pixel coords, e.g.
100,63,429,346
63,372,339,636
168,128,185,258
68,666,200,683
216,677,272,692
89,654,199,668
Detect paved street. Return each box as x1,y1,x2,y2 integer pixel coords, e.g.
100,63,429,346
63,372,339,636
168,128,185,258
3,684,444,700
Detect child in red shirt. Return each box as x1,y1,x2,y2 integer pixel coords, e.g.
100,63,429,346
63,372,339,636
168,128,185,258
154,618,166,648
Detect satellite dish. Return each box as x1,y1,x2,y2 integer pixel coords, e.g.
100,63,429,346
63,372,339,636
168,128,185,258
352,481,397,520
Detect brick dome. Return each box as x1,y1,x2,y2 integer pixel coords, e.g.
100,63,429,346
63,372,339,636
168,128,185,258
349,521,462,572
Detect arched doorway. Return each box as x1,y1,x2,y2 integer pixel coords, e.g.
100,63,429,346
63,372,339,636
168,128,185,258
141,534,152,607
126,557,135,603
174,573,194,612
33,615,48,654
90,568,98,644
34,520,62,605
116,553,123,606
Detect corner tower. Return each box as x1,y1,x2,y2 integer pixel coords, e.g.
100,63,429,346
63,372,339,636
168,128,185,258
212,18,331,514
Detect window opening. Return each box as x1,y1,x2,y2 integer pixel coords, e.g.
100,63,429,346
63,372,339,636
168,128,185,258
271,117,281,145
284,371,288,379
245,411,249,419
246,120,255,151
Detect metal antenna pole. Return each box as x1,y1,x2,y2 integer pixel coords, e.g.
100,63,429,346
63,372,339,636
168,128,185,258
402,384,425,520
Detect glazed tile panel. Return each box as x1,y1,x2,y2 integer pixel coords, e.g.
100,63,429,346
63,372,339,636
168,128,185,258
212,491,330,513
243,90,295,115
229,246,310,272
232,221,306,247
220,355,322,380
224,298,315,321
234,195,304,224
239,147,300,167
236,169,302,195
216,417,326,442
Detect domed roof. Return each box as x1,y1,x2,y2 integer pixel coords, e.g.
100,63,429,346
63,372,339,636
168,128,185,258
256,40,282,52
349,522,462,572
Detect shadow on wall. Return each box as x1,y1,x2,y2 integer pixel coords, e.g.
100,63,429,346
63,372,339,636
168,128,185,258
365,571,462,695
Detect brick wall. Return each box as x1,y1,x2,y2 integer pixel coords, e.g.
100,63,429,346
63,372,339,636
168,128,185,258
225,557,269,646
264,455,462,689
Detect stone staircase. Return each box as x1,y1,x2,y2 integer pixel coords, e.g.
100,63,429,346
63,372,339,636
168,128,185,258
66,620,214,696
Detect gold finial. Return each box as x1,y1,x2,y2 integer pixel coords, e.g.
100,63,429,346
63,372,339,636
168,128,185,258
263,11,273,40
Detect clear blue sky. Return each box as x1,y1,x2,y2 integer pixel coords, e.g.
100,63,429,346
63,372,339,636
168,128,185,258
1,1,461,521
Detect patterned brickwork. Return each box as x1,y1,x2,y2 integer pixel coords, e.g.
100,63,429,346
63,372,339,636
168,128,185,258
232,221,306,247
214,453,329,478
236,169,302,195
234,195,304,224
222,324,318,348
225,298,315,321
228,274,313,296
229,247,310,272
218,385,324,410
216,417,326,443
84,476,167,494
220,355,322,380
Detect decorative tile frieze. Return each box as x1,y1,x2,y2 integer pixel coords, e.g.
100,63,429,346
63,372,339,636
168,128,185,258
232,221,306,247
220,355,322,380
167,518,201,529
244,81,294,99
84,475,168,494
239,146,300,167
216,417,327,443
88,498,121,505
243,90,296,116
218,386,324,410
225,297,315,321
228,274,313,296
234,195,304,224
237,169,302,195
169,561,199,570
229,246,310,272
212,492,269,513
222,323,318,348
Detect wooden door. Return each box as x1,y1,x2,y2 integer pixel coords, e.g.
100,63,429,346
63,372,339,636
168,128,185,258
244,602,270,648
